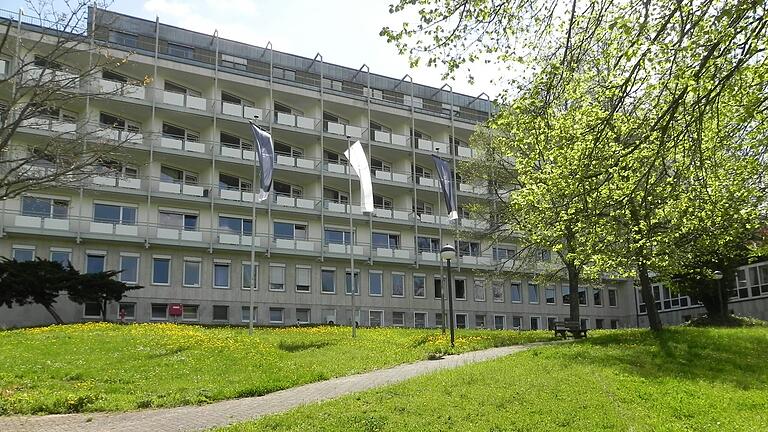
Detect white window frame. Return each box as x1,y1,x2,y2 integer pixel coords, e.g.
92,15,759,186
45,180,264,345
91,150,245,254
119,253,140,285
369,270,383,297
12,245,35,262
391,272,405,297
321,267,336,294
151,303,168,320
528,283,540,304
510,282,523,303
474,279,486,302
296,308,311,324
85,250,107,274
392,311,406,327
269,263,286,291
455,313,468,329
492,281,505,303
413,273,426,298
50,247,72,266
414,311,428,328
241,305,256,323
608,288,618,307
529,316,542,331
593,287,604,307
152,255,172,286
213,259,231,289
268,307,284,324
369,309,384,327
241,261,259,290
296,265,311,292
182,257,202,288
454,277,467,300
182,304,200,321
493,314,506,330
83,302,102,319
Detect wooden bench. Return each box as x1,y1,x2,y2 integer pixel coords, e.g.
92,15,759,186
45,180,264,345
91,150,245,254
553,320,588,339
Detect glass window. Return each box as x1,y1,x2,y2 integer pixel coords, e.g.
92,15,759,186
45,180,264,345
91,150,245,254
269,265,285,291
392,273,405,297
530,317,540,330
414,312,427,328
562,285,571,304
455,279,466,300
242,263,257,289
475,314,486,328
457,241,480,257
182,305,199,321
393,311,405,326
372,232,400,249
151,304,167,320
21,196,68,219
578,287,588,305
119,255,139,284
152,257,171,285
183,260,201,287
214,263,230,288
269,307,284,323
86,254,105,274
593,288,603,306
510,283,522,303
212,305,229,321
546,286,556,304
456,314,467,329
168,42,194,59
369,272,382,296
492,282,504,302
528,283,539,303
321,269,335,293
83,302,101,318
434,277,443,299
274,222,296,240
324,228,352,245
108,30,138,48
219,216,252,235
608,289,618,307
413,275,426,298
296,308,310,324
512,316,522,329
494,315,505,330
345,271,360,295
119,303,136,320
50,250,71,266
12,248,34,262
369,310,383,327
296,266,311,292
241,305,255,323
547,317,557,330
417,236,440,253
474,279,486,302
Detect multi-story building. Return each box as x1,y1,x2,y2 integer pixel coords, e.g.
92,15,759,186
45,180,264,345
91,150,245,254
0,7,638,329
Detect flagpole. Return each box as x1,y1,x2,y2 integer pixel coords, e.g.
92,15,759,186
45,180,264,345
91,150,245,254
347,135,356,338
248,119,259,336
438,187,446,334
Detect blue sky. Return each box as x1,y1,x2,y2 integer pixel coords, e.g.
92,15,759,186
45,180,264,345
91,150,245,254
3,0,500,98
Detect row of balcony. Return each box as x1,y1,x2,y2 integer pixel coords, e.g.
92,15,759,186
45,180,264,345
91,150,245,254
2,213,514,268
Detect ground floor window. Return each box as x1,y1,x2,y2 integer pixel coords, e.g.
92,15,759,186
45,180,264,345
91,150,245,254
241,305,256,323
595,318,604,329
475,314,486,329
512,316,522,329
414,312,427,328
269,307,284,324
547,317,557,330
83,302,101,318
456,314,467,329
435,312,444,327
610,319,619,329
369,310,383,327
213,305,229,322
119,302,136,320
530,316,541,330
392,311,405,326
296,308,310,324
151,303,168,320
182,305,199,321
494,314,505,330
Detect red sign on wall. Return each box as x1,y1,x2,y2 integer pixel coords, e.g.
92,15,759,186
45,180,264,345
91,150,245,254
169,303,183,317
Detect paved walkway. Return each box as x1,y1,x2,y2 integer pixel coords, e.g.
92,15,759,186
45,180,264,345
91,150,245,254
0,341,558,432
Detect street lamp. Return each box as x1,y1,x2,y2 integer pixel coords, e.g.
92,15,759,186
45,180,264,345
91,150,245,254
713,270,723,317
440,243,456,347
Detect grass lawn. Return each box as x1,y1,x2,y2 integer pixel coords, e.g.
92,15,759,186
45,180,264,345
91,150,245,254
0,322,554,415
218,327,768,432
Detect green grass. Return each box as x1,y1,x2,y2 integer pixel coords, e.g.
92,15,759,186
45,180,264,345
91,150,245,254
217,327,768,432
0,322,554,415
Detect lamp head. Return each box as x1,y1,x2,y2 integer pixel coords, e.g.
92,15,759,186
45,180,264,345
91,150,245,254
440,244,456,261
713,270,723,280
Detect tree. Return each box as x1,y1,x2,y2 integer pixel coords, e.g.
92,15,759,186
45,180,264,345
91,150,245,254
67,269,140,321
0,0,144,200
0,257,79,323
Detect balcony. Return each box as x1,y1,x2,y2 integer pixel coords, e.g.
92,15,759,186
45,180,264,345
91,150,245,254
159,135,206,153
13,215,70,231
277,154,317,170
162,91,207,111
418,213,451,226
156,227,204,242
324,121,363,139
274,194,316,210
273,238,317,252
460,255,493,266
218,232,260,246
459,183,489,195
21,117,77,134
419,251,440,262
93,126,143,145
417,176,438,188
415,138,450,155
221,102,262,120
220,144,255,161
460,218,489,230
372,130,408,147
374,247,411,260
326,243,366,255
89,221,139,236
456,145,475,158
324,161,351,175
23,67,79,89
275,112,316,130
372,169,409,184
157,180,207,197
98,79,145,100
323,200,363,215
372,207,410,221
219,187,255,203
92,175,142,190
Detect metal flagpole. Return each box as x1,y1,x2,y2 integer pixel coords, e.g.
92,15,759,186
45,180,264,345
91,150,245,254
438,187,446,333
347,136,356,338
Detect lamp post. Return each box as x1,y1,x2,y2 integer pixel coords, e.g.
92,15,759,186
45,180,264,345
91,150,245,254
440,244,456,347
713,270,723,318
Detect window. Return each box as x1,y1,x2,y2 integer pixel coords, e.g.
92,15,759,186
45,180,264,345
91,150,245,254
546,286,556,304
268,308,284,324
162,122,199,141
611,319,619,329
474,279,486,302
160,165,198,185
321,269,336,293
273,181,303,198
492,282,504,302
547,317,557,330
214,262,230,289
119,303,136,320
593,288,603,306
269,264,285,291
241,306,256,323
578,287,588,305
530,316,541,330
86,253,106,274
413,164,432,183
183,259,201,287
608,289,618,307
345,271,360,295
372,232,400,250
392,273,405,297
322,78,343,91
50,249,71,266
219,216,253,236
274,67,296,81
221,54,247,70
370,158,391,175
274,221,307,240
295,308,310,324
182,305,199,321
494,315,506,330
324,228,353,245
417,236,440,253
100,112,140,132
221,132,253,151
242,262,258,289
151,304,168,320
83,302,101,318
119,254,139,284
475,315,486,329
108,30,138,48
512,316,523,329
369,272,383,296
562,285,571,304
580,318,589,330
493,246,515,261
393,311,405,326
152,257,171,285
373,194,393,210
274,141,303,158
413,275,426,298
213,305,229,322
167,43,194,59
12,247,34,262
159,211,198,231
323,188,349,205
456,314,467,329
528,283,539,304
296,266,311,292
414,312,427,328
510,283,522,303
455,279,466,300
595,319,604,329
434,276,443,299
369,310,383,327
94,203,137,225
21,196,68,219
219,173,252,192
457,241,480,257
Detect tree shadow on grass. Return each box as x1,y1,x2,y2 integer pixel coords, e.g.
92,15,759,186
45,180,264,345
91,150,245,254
277,340,333,352
573,327,768,390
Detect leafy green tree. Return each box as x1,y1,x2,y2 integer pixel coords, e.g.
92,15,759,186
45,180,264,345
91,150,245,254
67,270,140,321
0,258,79,323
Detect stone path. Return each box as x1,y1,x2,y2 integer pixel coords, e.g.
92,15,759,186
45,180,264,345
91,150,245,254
0,341,559,432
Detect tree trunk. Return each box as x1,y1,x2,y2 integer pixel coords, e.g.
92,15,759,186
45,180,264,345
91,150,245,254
101,299,108,322
567,263,580,323
43,304,64,324
638,262,663,331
